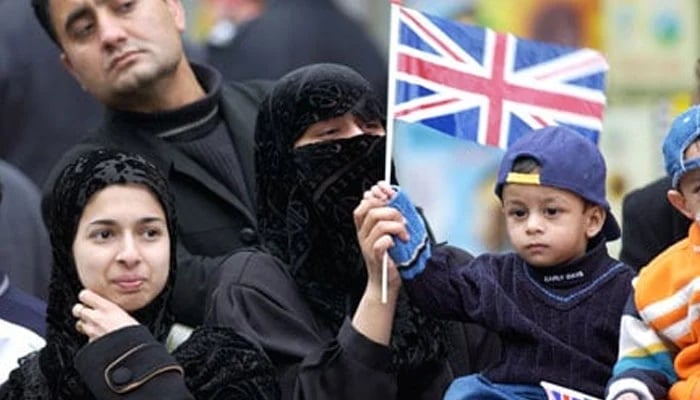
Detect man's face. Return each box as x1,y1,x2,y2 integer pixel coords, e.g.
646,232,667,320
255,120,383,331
49,0,186,108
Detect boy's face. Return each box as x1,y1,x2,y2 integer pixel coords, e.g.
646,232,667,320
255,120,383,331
668,142,700,223
501,184,604,268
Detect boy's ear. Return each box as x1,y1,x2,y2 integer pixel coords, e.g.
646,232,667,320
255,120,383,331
585,205,605,239
667,189,694,220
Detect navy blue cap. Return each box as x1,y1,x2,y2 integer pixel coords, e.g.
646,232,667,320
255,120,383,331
663,105,700,188
494,126,620,241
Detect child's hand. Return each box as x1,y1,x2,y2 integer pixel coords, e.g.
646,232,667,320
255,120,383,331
72,289,139,342
614,394,641,400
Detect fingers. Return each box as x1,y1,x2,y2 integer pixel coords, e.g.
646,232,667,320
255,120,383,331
366,182,393,202
369,206,409,242
73,291,96,337
72,302,85,319
72,301,94,323
358,208,409,268
616,395,641,400
354,182,397,227
73,299,93,338
375,181,395,199
72,289,139,342
357,205,408,247
370,232,397,258
354,193,387,230
75,319,84,334
364,181,395,202
354,182,410,272
78,289,114,311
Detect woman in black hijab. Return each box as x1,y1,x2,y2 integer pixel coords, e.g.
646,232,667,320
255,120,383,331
0,148,279,399
207,63,472,399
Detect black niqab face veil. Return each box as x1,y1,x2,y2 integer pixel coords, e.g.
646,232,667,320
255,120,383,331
255,63,384,275
256,63,386,294
255,63,447,371
39,148,177,399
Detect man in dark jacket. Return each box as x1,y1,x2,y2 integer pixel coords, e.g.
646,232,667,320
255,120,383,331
206,0,388,100
0,0,206,188
0,160,51,300
619,175,690,271
0,0,102,187
619,59,700,271
31,0,270,326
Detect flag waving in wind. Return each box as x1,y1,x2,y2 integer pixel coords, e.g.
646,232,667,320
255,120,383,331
391,5,608,148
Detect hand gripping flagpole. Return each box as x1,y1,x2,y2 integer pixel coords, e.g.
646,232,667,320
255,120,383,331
381,0,402,304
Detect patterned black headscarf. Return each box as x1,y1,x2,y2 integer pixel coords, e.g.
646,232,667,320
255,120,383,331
1,149,278,399
38,149,177,399
255,63,447,371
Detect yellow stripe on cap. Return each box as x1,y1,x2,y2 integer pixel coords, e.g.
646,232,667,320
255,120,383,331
506,172,540,185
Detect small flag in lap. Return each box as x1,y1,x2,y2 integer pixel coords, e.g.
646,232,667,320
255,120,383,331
540,381,601,400
392,6,608,148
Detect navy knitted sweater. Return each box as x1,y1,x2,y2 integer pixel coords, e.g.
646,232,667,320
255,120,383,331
403,238,635,397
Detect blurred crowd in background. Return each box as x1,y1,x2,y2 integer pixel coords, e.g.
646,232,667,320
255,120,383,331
2,0,698,270
181,0,700,256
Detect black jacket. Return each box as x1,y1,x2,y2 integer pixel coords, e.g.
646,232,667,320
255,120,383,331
206,0,388,101
0,325,280,399
205,247,501,400
619,176,690,271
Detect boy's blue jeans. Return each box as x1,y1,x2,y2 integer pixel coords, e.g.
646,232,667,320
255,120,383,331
445,374,547,400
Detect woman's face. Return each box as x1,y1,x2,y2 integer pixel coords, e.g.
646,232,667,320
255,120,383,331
72,183,170,312
293,113,384,148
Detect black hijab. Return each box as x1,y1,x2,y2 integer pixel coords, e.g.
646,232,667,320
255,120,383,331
1,149,278,399
255,63,447,371
43,149,176,399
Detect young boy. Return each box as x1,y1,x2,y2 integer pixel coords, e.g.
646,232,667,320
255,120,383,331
604,105,700,400
355,125,635,399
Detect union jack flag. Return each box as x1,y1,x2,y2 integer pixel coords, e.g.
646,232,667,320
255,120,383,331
540,380,601,400
392,6,608,148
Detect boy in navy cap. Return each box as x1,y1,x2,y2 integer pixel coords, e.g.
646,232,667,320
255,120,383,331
355,125,635,399
605,105,700,400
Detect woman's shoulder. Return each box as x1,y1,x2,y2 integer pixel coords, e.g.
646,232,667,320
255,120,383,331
216,246,295,288
174,326,279,399
0,350,47,399
179,326,264,356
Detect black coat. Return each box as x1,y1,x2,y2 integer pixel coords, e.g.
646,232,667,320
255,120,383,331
0,0,205,187
0,1,102,187
43,80,271,326
206,0,388,102
206,247,501,400
619,176,690,271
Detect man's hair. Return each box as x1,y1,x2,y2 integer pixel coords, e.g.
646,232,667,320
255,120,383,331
31,0,61,46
